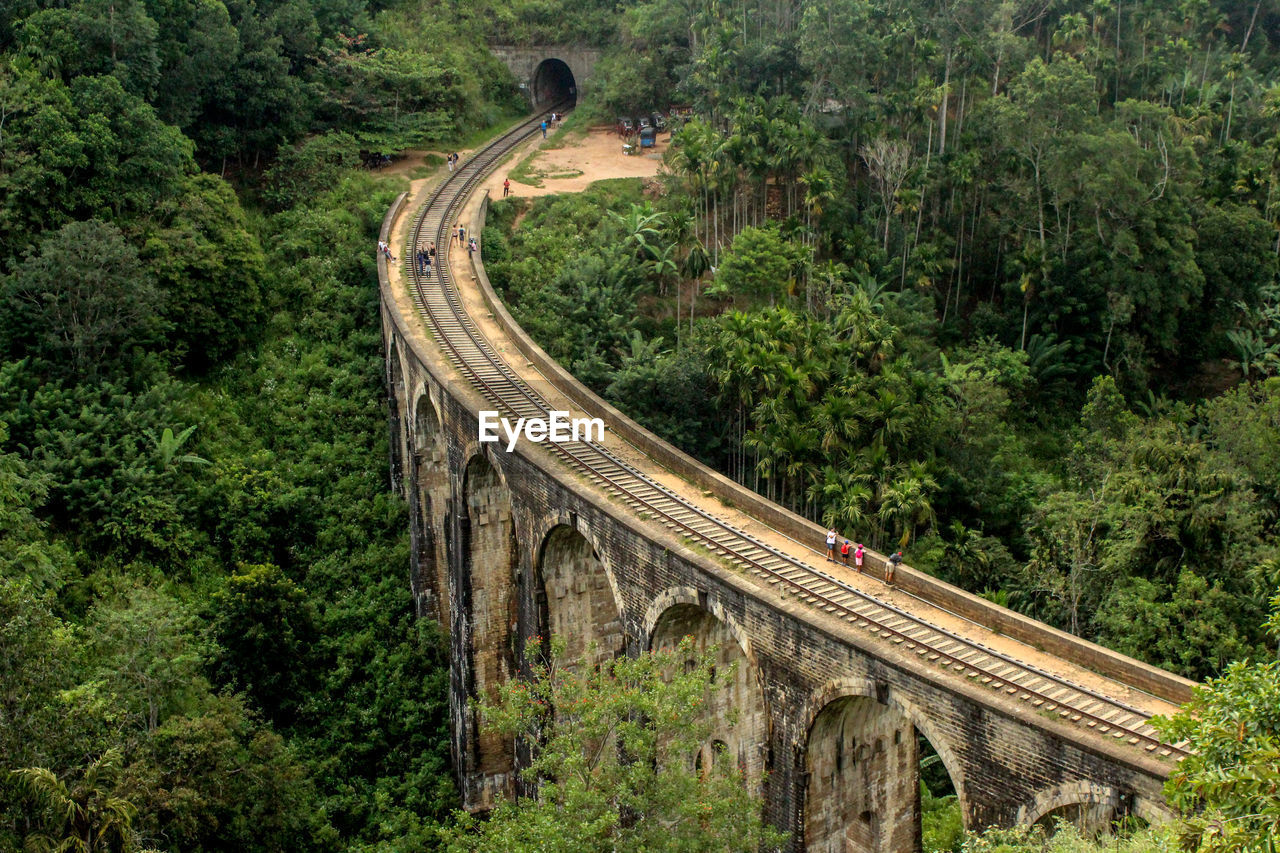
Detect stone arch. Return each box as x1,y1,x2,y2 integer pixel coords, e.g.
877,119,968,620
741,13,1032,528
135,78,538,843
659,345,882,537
642,587,758,668
800,678,968,819
648,597,770,785
695,738,731,778
410,389,448,621
385,338,409,496
412,388,442,454
534,523,625,668
460,451,519,809
528,511,626,628
800,680,966,853
1016,781,1168,835
533,58,576,106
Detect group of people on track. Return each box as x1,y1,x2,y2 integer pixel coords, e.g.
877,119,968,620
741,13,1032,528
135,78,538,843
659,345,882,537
415,243,436,277
825,529,902,585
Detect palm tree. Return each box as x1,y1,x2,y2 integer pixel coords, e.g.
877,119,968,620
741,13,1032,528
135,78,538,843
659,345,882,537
10,750,144,853
878,465,939,549
148,425,210,470
608,204,667,265
807,465,874,532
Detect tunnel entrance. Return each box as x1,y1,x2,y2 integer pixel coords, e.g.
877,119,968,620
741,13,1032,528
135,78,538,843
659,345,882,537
532,58,576,107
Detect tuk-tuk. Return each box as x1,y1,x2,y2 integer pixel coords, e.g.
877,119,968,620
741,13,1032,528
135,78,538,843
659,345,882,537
639,126,657,148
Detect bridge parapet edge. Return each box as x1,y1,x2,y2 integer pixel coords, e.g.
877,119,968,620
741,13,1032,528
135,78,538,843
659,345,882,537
465,191,1195,707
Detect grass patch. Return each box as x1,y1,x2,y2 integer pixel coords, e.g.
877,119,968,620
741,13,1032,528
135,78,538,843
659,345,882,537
406,153,446,179
451,106,530,150
509,150,546,187
540,109,590,150
509,109,593,186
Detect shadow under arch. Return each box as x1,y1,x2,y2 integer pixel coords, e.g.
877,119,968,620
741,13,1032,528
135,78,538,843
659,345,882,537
533,58,576,107
1017,781,1169,836
385,338,409,495
534,522,625,668
459,450,518,809
410,389,447,621
800,680,967,853
647,596,770,785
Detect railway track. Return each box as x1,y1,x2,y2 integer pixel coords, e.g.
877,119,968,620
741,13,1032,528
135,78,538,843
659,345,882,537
397,108,1189,763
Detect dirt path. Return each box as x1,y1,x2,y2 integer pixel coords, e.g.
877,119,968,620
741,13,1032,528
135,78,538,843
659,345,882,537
481,126,667,200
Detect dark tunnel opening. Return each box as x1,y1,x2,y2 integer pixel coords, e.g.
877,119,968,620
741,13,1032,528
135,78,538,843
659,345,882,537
532,58,576,107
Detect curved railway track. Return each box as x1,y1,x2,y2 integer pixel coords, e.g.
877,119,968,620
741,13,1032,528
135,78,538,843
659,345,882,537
398,107,1189,763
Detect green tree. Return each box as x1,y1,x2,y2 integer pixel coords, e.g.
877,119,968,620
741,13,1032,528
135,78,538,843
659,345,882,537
1155,595,1280,853
89,586,208,733
140,173,266,371
712,222,810,302
439,637,784,853
0,72,193,251
121,695,329,853
10,750,139,853
1,219,168,377
208,563,317,723
16,0,161,97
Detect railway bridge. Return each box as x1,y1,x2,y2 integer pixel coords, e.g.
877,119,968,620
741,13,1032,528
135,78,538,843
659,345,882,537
377,110,1195,851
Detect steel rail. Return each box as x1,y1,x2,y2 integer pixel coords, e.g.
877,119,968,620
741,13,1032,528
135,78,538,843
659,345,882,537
396,109,1190,762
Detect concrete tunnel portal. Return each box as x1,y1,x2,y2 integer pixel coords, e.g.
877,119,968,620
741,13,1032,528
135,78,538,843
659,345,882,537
533,58,576,107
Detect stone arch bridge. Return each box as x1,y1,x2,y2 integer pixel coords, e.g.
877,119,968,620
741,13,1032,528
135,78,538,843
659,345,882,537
379,156,1194,849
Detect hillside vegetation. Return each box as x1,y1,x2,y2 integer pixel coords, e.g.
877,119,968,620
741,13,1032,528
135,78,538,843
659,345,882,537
2,0,1280,849
0,0,534,847
488,0,1280,685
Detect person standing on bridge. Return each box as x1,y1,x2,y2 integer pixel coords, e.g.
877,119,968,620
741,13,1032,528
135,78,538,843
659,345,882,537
839,539,851,566
503,177,511,197
468,236,478,257
825,528,837,562
452,224,460,245
887,550,903,585
428,242,436,266
854,543,864,573
458,225,466,247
